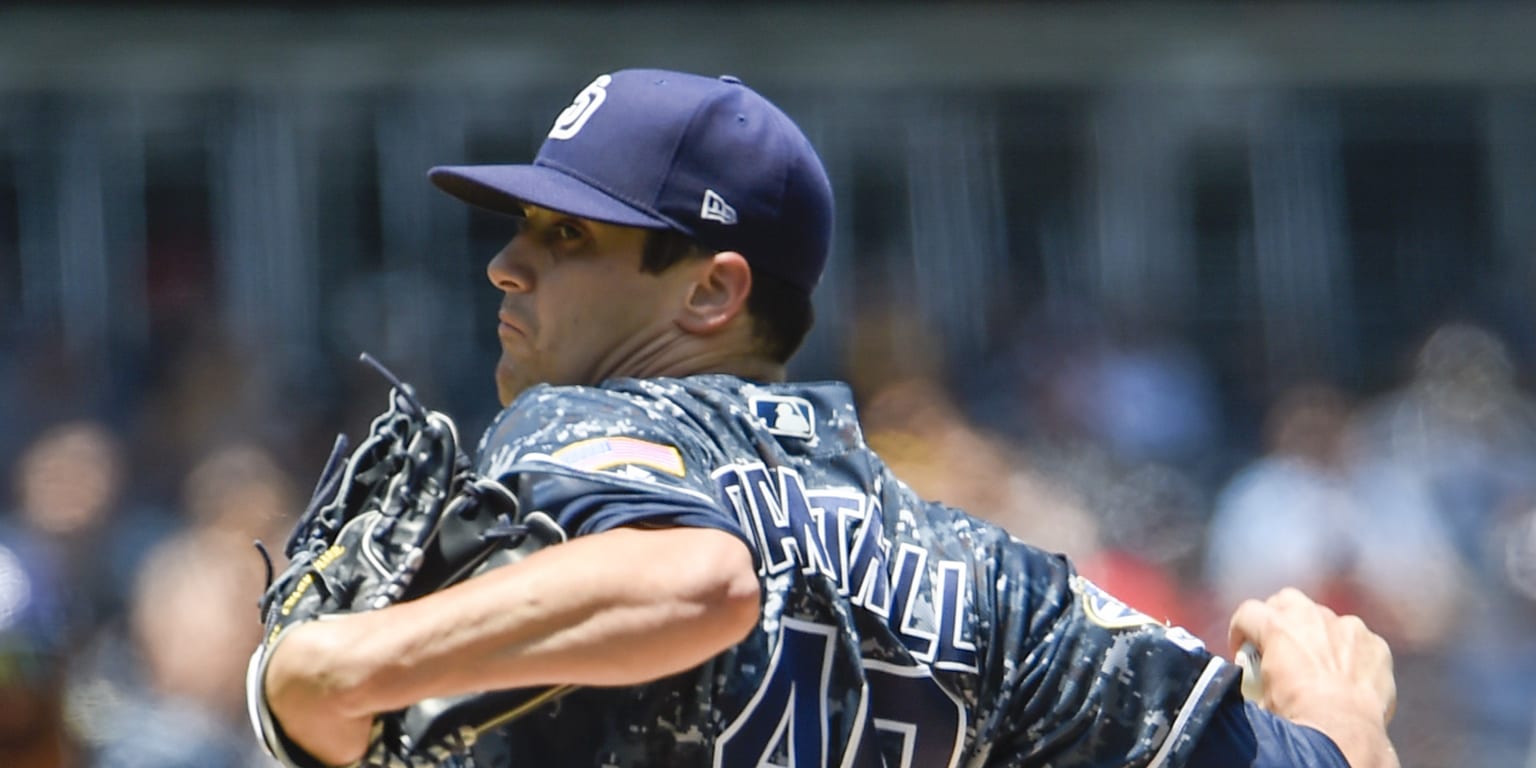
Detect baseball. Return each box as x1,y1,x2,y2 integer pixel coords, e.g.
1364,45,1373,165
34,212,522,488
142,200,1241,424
1237,641,1264,702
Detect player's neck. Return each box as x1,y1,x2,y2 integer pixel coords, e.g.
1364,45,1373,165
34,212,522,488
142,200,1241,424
629,347,785,383
692,354,786,383
662,328,786,381
599,321,785,383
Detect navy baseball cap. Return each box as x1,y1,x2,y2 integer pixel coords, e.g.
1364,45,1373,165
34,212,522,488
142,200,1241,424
429,69,833,295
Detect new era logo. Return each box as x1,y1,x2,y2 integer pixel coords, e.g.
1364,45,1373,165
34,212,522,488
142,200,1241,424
700,189,738,225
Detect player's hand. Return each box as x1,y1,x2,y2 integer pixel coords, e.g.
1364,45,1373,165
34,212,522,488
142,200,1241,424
263,620,375,767
1228,588,1399,767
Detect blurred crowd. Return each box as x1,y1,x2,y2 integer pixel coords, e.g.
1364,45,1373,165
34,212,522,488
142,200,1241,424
3,309,1535,767
852,309,1536,768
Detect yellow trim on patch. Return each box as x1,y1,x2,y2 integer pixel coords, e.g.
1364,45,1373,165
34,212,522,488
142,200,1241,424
1072,574,1158,630
550,436,686,478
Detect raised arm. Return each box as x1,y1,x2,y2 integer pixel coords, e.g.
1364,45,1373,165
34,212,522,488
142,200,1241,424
1228,588,1400,768
262,525,760,766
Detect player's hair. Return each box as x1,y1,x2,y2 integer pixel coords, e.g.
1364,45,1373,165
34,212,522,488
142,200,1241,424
641,229,814,363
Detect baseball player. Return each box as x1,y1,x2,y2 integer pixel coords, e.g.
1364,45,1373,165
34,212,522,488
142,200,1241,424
258,69,1398,767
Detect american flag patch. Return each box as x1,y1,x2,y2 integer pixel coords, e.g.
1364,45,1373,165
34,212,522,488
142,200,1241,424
549,436,686,477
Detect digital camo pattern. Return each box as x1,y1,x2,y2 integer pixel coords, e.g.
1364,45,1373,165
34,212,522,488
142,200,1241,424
469,374,1240,767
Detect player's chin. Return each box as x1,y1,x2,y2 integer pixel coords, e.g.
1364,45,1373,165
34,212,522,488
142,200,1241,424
494,357,528,406
496,355,562,405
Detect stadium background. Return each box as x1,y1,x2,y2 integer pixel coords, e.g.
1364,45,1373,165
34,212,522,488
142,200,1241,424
1,4,1533,766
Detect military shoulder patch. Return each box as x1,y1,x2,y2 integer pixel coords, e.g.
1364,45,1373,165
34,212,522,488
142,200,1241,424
550,436,686,478
1070,575,1160,630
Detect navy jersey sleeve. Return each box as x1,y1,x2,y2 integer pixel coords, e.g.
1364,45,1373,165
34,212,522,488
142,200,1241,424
1187,697,1350,768
977,537,1241,767
475,383,743,542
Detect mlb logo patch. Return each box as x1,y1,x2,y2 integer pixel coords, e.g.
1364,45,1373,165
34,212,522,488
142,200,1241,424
751,395,815,440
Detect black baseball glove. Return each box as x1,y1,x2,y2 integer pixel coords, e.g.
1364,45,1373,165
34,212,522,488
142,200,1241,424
246,356,573,768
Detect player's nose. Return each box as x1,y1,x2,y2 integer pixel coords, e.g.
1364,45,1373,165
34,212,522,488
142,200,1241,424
486,239,533,293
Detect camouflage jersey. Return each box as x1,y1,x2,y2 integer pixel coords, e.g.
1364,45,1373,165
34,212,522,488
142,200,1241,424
468,374,1240,768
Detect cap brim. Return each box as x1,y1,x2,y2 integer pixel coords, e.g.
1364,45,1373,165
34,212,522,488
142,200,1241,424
428,164,668,228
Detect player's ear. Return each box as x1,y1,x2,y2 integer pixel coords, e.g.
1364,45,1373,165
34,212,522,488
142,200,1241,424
676,251,752,335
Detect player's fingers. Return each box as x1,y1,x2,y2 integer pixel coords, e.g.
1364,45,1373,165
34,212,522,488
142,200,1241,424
1335,612,1370,642
1336,613,1398,722
1227,597,1272,657
1261,588,1339,642
1269,586,1331,617
1230,588,1334,655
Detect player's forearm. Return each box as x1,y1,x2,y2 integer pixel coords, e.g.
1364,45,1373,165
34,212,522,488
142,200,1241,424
1291,706,1400,768
1262,664,1399,768
328,526,760,716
